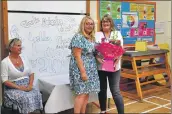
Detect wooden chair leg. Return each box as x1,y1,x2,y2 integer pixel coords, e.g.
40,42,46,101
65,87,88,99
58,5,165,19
135,77,143,101
131,57,143,100
164,53,171,87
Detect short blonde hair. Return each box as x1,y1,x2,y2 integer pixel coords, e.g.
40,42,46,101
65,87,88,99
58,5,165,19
78,16,95,41
100,14,116,31
7,38,21,52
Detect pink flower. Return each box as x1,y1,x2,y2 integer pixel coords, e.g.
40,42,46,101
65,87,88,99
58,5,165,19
95,42,125,59
109,40,121,45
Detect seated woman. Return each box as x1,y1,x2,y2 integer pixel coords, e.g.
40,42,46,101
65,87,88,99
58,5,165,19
1,38,43,114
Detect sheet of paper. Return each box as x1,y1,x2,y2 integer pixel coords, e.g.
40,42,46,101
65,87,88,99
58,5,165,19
111,2,121,19
122,12,138,28
155,22,165,33
130,3,138,11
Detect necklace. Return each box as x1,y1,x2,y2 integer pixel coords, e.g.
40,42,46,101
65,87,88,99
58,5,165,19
10,55,20,64
103,31,112,42
15,57,20,64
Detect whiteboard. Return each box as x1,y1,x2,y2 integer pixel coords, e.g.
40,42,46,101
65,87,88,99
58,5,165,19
8,13,84,84
7,1,86,13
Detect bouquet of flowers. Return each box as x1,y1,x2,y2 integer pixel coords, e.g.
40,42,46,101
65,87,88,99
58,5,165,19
95,38,125,72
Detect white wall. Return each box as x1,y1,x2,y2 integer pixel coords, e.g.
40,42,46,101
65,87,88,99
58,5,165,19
154,1,171,65
155,1,171,47
8,1,86,13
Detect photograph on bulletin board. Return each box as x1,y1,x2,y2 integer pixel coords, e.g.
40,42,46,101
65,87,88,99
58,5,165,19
98,1,156,45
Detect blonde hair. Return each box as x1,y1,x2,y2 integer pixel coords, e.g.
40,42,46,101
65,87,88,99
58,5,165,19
78,16,95,41
7,38,21,52
100,14,116,31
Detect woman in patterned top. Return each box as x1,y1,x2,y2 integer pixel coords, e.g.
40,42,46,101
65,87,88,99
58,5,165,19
69,16,100,113
1,38,43,114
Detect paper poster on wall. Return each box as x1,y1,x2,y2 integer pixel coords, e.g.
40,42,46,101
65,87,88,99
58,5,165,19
121,28,130,38
111,2,121,19
146,5,154,13
146,28,154,36
114,20,122,30
138,22,154,37
146,13,154,20
155,22,165,33
100,1,111,18
139,28,147,36
130,3,138,11
139,22,147,29
122,12,138,28
99,1,155,45
130,28,138,37
139,12,146,20
137,4,146,12
141,37,153,42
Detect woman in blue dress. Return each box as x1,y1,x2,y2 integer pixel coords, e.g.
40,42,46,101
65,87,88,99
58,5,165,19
69,16,100,113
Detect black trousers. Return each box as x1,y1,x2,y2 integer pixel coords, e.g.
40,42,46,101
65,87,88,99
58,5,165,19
98,70,124,114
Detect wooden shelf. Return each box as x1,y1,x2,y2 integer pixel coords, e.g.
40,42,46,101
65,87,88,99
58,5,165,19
122,67,167,78
137,62,165,68
121,51,171,100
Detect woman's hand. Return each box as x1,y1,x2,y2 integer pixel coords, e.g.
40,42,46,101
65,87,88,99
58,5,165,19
109,39,121,45
26,85,33,91
96,56,104,64
81,72,88,81
18,86,28,91
17,85,32,91
114,56,122,65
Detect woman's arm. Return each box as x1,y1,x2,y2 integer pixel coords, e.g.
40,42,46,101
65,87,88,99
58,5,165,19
72,47,88,81
95,55,104,64
26,73,34,91
95,32,105,64
1,60,26,91
114,31,124,64
28,73,34,87
4,81,21,89
4,81,28,91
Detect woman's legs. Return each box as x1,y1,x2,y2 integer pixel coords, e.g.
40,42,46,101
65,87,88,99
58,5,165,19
81,94,89,113
108,70,124,114
98,71,108,112
74,93,88,113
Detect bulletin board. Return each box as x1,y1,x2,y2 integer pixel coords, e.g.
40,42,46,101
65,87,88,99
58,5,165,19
97,1,156,46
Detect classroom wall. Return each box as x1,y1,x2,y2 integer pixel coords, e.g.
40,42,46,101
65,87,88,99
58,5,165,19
154,1,171,48
90,1,171,65
152,1,171,66
154,1,171,66
90,1,98,31
7,1,86,13
90,1,171,44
